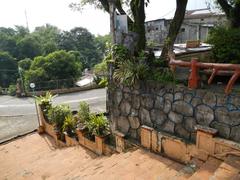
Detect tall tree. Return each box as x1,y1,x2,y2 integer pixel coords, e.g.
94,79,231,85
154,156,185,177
130,0,146,52
160,0,188,61
217,0,240,28
57,27,102,68
70,0,147,52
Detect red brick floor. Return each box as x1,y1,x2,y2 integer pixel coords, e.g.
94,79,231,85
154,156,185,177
0,133,194,180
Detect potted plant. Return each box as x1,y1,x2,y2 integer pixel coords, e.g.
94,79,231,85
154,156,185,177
48,104,71,142
63,114,78,146
86,113,110,155
35,91,57,123
76,102,91,144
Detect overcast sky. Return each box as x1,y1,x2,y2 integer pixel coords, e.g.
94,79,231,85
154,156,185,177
0,0,208,35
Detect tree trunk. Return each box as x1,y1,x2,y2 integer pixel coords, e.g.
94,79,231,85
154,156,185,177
160,0,188,63
217,0,240,28
130,0,146,53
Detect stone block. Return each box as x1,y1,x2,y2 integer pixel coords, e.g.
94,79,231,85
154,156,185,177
139,107,153,127
140,125,153,149
120,100,131,116
154,96,164,109
168,111,183,124
195,104,214,126
172,100,193,116
150,109,166,126
163,99,172,114
128,116,140,129
161,120,175,134
117,116,130,135
203,92,217,107
211,121,231,139
140,94,154,110
174,92,184,101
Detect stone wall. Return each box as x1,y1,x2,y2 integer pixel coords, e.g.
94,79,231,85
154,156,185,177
109,82,240,143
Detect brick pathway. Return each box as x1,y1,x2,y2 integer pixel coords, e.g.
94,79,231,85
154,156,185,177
0,133,193,180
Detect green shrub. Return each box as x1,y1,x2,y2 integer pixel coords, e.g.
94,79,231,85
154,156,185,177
78,101,90,125
62,114,77,137
7,85,16,96
208,27,240,63
98,78,108,87
86,113,109,136
113,60,149,86
150,68,176,84
48,104,71,132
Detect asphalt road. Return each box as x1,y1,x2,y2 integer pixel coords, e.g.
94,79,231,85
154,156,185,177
0,88,106,143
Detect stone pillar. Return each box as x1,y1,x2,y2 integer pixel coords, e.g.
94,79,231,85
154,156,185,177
141,125,153,150
195,125,218,155
114,131,126,153
95,136,104,155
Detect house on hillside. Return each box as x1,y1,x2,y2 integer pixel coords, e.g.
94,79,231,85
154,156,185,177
145,8,226,46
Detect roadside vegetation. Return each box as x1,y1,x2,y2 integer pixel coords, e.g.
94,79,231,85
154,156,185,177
0,25,110,92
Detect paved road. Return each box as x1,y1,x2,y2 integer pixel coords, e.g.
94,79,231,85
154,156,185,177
0,88,106,143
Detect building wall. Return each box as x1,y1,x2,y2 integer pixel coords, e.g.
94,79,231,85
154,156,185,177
109,82,240,143
145,15,226,45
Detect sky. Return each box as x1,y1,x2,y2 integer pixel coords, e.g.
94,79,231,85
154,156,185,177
0,0,208,36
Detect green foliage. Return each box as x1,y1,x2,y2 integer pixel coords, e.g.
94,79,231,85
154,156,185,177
208,26,240,63
62,114,77,137
93,60,107,76
24,50,82,89
35,91,57,120
150,68,176,84
48,104,71,132
78,101,90,124
18,58,32,71
113,59,149,86
17,35,43,59
7,84,16,96
0,51,18,87
86,113,109,136
98,78,108,87
57,27,102,68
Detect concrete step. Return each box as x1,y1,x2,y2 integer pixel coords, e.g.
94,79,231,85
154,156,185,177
210,155,240,180
188,157,222,180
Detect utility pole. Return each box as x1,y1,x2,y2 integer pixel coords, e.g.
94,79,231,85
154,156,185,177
25,9,29,31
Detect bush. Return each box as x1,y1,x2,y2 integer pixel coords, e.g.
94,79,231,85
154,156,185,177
113,60,149,86
208,27,240,63
7,84,16,96
150,68,176,84
35,91,56,120
77,101,90,129
86,113,109,136
62,114,77,137
48,104,71,132
18,58,32,70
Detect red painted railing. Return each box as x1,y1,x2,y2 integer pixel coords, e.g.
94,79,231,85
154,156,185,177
169,54,240,94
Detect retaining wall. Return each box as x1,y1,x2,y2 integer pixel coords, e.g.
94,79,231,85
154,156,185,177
109,82,240,143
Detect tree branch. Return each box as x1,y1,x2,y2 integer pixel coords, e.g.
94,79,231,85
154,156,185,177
217,0,232,17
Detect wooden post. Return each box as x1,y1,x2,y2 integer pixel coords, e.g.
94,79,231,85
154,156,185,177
188,58,200,89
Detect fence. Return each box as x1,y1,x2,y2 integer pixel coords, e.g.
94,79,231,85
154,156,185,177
25,78,77,92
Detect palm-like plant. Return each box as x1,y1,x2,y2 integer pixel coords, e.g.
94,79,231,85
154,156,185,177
113,60,149,86
85,113,109,137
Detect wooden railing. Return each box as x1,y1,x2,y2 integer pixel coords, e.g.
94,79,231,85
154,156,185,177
169,54,240,94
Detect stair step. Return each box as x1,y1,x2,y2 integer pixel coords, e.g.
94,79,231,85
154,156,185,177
210,155,240,180
188,157,222,180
